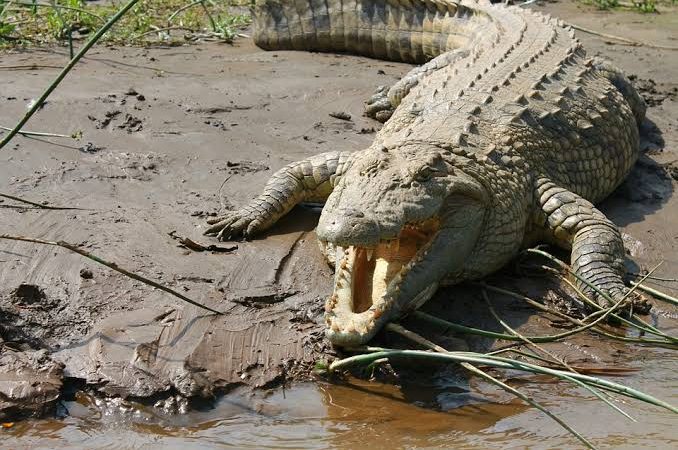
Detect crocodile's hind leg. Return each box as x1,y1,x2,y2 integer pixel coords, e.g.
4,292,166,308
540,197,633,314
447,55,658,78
534,178,648,312
592,57,646,125
365,50,468,122
205,151,352,240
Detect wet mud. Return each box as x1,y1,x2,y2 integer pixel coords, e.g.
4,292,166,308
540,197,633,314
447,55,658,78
1,1,677,447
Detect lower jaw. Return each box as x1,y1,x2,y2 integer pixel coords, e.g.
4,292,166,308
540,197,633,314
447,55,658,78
323,246,393,343
324,320,383,347
324,232,439,345
324,282,440,347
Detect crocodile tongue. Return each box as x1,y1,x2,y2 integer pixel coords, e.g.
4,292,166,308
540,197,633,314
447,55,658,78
325,219,439,346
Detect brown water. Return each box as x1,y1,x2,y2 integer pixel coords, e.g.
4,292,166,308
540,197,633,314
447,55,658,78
4,354,677,450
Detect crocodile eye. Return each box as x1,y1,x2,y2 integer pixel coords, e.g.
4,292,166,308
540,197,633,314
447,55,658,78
414,167,433,182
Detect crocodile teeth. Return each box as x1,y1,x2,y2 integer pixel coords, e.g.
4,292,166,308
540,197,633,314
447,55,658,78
366,248,374,261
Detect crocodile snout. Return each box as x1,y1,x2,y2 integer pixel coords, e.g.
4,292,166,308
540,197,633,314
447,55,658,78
317,208,381,247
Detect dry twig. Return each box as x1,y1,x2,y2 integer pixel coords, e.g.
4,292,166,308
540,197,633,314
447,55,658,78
0,234,223,315
0,193,85,210
566,23,678,51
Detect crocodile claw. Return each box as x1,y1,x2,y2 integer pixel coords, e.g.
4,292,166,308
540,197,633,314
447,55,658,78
365,85,395,123
204,211,261,240
589,287,652,317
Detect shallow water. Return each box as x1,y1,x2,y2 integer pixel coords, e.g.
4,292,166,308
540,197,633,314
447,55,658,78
4,350,677,450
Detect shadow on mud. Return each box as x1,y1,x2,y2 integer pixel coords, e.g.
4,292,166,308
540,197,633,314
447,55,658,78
602,118,674,227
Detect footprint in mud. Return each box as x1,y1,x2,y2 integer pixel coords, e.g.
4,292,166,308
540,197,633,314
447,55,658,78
89,89,148,132
630,75,678,108
88,111,144,133
116,114,143,133
89,110,121,129
88,152,164,181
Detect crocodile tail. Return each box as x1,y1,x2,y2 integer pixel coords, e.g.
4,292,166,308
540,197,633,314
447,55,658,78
252,0,491,64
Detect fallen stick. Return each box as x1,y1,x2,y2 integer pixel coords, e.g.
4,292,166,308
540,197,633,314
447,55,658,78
0,65,65,70
0,193,86,210
0,234,223,315
566,23,678,51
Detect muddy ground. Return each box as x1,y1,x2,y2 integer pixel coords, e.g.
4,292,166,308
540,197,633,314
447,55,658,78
1,0,677,445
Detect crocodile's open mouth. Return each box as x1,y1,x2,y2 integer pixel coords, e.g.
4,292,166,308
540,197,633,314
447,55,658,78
325,218,440,346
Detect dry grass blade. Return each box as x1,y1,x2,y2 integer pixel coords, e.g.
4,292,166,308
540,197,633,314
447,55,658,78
385,324,598,448
9,1,105,21
0,234,223,315
628,272,678,283
329,349,678,414
389,324,635,421
488,348,638,376
525,250,677,343
479,282,674,347
411,284,666,345
463,363,599,449
481,288,578,372
0,0,141,150
479,290,636,421
0,125,75,139
167,0,205,23
629,281,678,307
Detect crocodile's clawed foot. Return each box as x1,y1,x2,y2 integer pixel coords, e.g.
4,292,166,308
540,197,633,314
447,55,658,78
587,287,652,319
204,210,263,241
628,291,652,315
364,85,395,123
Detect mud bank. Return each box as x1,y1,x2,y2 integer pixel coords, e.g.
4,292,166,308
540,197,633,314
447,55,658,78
0,3,677,444
1,40,407,417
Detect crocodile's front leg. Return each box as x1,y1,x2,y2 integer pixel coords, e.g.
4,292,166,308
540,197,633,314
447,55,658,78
365,50,469,122
535,178,646,311
205,151,353,240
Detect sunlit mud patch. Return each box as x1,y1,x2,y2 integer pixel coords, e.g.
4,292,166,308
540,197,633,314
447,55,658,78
326,219,440,343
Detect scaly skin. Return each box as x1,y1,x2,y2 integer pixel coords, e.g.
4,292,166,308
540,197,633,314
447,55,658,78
205,0,647,346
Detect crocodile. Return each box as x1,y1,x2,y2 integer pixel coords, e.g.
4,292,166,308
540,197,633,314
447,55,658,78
204,0,647,346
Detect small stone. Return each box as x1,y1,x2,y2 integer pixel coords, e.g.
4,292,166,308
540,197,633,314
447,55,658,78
80,268,94,279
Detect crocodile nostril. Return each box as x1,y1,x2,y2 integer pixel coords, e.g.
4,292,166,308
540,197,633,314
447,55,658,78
344,208,365,218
